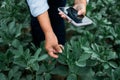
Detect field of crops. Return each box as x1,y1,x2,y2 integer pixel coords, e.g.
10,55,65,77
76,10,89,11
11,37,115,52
0,0,120,80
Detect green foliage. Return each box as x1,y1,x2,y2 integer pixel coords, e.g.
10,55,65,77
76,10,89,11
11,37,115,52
0,0,30,24
0,0,120,80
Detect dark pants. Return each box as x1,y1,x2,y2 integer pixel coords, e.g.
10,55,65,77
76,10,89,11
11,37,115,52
30,0,66,47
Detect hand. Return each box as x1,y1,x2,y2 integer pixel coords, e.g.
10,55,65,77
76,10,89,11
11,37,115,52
59,4,86,21
45,32,63,58
73,3,86,16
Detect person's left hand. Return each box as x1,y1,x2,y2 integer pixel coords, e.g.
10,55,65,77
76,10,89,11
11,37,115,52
73,3,86,17
59,3,86,20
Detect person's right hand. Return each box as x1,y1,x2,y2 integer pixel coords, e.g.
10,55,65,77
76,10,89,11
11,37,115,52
45,32,63,58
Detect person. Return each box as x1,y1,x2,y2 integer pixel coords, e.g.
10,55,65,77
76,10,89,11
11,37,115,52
26,0,88,58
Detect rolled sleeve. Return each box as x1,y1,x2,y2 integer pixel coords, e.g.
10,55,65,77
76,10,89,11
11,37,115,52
27,0,49,17
87,0,89,3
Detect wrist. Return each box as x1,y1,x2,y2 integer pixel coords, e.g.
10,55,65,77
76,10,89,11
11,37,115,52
44,31,55,38
74,0,87,6
74,3,86,11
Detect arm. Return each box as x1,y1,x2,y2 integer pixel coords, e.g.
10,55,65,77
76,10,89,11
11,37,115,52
27,0,62,58
37,11,62,58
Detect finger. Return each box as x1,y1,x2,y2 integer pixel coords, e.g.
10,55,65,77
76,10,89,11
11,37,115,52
59,13,71,22
53,49,58,53
59,11,65,16
59,12,67,18
61,15,67,19
59,11,64,15
54,45,62,53
77,10,85,19
73,4,86,16
48,51,58,58
59,44,64,50
59,11,72,23
78,10,83,16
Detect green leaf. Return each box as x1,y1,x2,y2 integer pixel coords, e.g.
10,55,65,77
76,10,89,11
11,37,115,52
0,62,8,70
82,47,94,53
31,62,39,71
96,71,105,76
9,66,20,77
34,48,41,59
0,73,7,80
26,75,33,80
8,21,15,32
37,64,47,74
107,52,118,60
91,52,101,61
36,75,43,80
113,67,120,79
8,69,14,80
86,60,98,66
91,43,100,53
75,60,86,67
0,38,3,43
58,53,67,65
67,74,77,80
37,54,48,61
108,61,118,68
82,47,91,51
14,57,27,68
50,65,68,76
103,63,110,69
12,39,21,48
24,49,31,60
78,53,91,61
14,45,23,58
15,24,22,38
14,72,22,80
44,73,51,80
0,53,6,62
27,58,36,66
115,40,120,45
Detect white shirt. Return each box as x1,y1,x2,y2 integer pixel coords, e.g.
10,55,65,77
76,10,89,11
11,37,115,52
27,0,49,17
27,0,89,17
